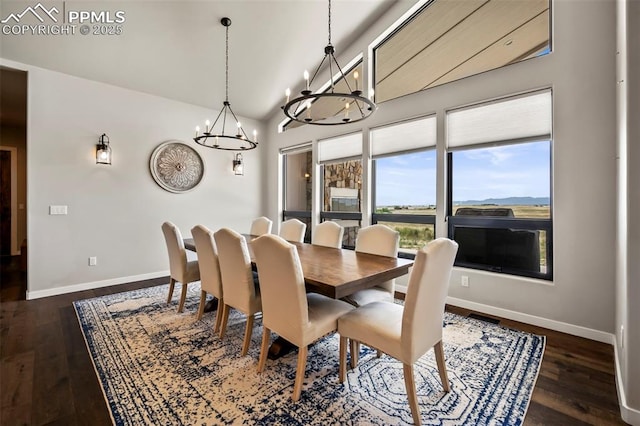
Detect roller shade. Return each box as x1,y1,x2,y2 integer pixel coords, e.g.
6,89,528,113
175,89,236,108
318,133,362,162
371,115,436,157
447,90,552,148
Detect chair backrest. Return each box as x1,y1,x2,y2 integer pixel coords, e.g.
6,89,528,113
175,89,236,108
355,224,399,257
214,228,257,311
355,224,399,293
279,218,307,242
191,225,222,299
312,221,344,248
252,234,309,344
161,221,187,281
250,217,273,236
402,238,458,362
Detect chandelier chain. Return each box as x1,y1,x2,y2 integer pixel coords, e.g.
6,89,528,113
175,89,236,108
225,23,229,102
328,0,332,45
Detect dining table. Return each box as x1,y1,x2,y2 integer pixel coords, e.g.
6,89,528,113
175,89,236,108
184,234,413,300
184,234,413,358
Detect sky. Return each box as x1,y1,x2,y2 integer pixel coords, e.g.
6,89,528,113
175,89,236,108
375,141,550,206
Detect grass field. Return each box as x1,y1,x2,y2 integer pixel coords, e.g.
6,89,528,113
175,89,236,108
376,205,550,268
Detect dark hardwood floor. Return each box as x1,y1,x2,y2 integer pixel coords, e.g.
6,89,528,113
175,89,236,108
0,255,628,425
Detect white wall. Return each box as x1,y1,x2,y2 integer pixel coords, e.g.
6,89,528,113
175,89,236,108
616,0,640,422
0,58,264,298
265,0,617,340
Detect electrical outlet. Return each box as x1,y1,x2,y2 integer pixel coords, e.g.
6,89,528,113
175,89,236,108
89,257,97,266
461,275,469,287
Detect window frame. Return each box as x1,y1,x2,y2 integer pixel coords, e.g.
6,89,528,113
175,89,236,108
446,141,553,280
281,144,313,243
369,116,438,259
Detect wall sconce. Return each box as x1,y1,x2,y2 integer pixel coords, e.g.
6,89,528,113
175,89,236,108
233,153,244,176
96,133,112,165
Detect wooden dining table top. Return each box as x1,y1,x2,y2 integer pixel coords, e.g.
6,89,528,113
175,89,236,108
184,234,413,299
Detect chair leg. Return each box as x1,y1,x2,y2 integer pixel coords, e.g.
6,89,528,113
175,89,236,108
339,336,347,383
241,314,255,356
257,327,271,373
213,298,223,333
293,345,308,401
197,290,207,320
403,363,422,426
219,304,230,339
166,278,176,304
177,282,188,313
376,349,383,358
434,340,450,392
349,340,359,369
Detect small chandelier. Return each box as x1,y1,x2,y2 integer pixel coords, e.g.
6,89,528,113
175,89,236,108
194,17,258,151
281,0,376,127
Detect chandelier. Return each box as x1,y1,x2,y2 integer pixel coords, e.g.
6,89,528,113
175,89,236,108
194,17,257,151
281,0,376,127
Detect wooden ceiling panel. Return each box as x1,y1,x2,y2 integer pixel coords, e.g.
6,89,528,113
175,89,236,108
428,10,550,88
375,0,489,83
375,0,550,103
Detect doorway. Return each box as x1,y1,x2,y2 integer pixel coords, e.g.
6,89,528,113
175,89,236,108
0,67,28,301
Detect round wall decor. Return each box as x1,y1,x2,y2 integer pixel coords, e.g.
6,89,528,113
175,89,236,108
150,141,204,193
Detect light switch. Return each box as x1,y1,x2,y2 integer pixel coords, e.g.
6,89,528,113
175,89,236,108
49,205,68,215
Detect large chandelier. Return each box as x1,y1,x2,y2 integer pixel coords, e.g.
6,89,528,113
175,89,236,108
194,17,257,151
282,0,376,127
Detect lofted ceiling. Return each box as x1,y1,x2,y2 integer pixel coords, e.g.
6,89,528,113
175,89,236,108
1,0,550,126
0,0,399,121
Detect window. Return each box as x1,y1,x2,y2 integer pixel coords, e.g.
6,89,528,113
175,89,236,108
319,133,363,248
373,0,551,103
282,146,312,243
447,90,553,280
371,116,437,256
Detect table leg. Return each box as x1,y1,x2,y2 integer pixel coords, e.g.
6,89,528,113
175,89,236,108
203,298,218,313
268,336,296,360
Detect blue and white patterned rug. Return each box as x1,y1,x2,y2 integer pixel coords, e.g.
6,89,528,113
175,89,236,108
74,284,545,425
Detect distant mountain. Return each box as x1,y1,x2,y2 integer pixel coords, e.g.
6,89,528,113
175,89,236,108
454,196,550,206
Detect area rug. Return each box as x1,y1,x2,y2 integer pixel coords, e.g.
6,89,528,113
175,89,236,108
74,284,545,425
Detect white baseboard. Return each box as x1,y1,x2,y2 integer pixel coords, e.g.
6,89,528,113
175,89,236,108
26,270,170,300
614,339,640,425
446,296,615,344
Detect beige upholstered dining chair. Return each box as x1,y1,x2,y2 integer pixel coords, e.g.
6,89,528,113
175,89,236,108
312,221,344,248
343,224,400,307
214,228,262,356
250,216,273,236
279,218,307,242
252,234,354,401
338,238,459,426
191,225,224,332
161,222,201,313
